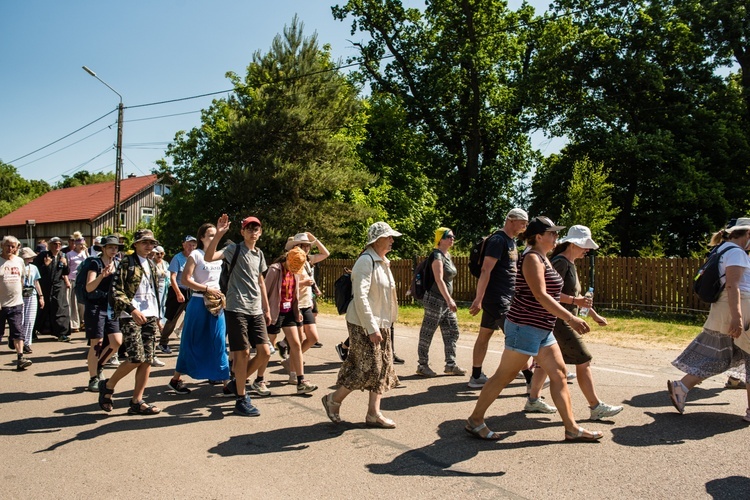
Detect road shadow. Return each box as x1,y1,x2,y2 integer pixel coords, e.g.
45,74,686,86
208,421,348,456
0,389,79,405
625,386,728,410
380,380,526,412
611,410,748,447
705,476,750,499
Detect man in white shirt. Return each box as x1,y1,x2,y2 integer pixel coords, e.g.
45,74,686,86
0,236,32,370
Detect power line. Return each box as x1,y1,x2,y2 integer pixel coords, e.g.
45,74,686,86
8,109,116,164
16,122,117,169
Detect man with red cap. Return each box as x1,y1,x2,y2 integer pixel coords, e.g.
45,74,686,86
204,214,272,416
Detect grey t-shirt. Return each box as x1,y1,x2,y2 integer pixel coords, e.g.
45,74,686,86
430,249,457,296
223,243,267,315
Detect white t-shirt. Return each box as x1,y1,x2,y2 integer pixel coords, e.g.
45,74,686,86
120,255,159,318
718,242,750,292
190,249,221,290
0,255,25,307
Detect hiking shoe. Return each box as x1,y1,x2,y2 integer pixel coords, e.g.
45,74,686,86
88,376,100,392
297,380,318,394
313,342,323,348
251,380,271,397
335,343,348,362
725,376,747,389
524,397,557,414
168,378,191,395
393,354,405,365
157,344,172,355
234,395,260,417
223,379,238,397
23,345,32,354
57,335,71,342
744,408,750,423
106,354,120,367
668,380,688,414
590,402,624,421
276,341,288,360
151,356,165,367
444,364,467,376
468,373,488,388
416,365,437,377
16,357,32,370
566,371,577,382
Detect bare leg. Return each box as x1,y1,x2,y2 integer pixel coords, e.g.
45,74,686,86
367,391,382,416
469,349,530,425
575,361,601,407
131,362,152,403
284,326,304,376
680,374,704,390
247,343,271,380
471,326,495,369
528,362,547,399
233,349,250,396
87,339,102,377
300,323,319,353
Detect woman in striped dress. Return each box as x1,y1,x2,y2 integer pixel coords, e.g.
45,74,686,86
465,216,604,441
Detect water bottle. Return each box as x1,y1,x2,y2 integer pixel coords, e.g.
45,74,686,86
578,287,594,317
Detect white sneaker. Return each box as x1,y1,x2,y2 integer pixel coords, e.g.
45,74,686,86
151,356,165,367
106,354,120,367
589,401,624,420
566,371,577,382
524,397,557,414
525,378,550,395
467,373,488,388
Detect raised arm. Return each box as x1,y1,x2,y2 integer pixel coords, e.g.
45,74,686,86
204,214,229,262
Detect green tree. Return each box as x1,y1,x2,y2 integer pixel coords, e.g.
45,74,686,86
54,170,116,189
332,0,541,241
157,17,373,257
0,161,50,217
556,157,620,253
529,0,749,256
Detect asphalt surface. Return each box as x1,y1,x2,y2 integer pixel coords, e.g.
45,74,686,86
2,314,749,499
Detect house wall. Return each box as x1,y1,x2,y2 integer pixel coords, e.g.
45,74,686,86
0,185,161,247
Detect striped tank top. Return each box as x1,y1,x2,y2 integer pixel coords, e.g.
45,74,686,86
507,250,564,330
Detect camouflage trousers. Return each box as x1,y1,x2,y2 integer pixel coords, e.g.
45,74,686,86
119,316,158,364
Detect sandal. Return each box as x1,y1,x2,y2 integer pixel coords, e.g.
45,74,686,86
98,379,114,412
127,400,162,416
365,412,396,429
321,393,341,423
564,427,603,442
464,419,503,441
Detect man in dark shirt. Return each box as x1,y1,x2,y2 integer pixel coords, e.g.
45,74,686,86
33,236,71,341
468,208,528,388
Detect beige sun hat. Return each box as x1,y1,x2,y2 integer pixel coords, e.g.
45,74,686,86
365,221,402,247
284,233,313,251
19,247,37,259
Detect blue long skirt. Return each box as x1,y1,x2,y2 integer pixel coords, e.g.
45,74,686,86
175,296,230,381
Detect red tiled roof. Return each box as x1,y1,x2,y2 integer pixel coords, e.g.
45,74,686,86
0,174,158,227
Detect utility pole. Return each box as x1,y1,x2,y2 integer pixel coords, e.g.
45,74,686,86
82,66,123,228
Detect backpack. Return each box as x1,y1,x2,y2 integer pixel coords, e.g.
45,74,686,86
693,243,736,303
409,252,436,301
468,230,502,278
334,253,375,314
219,243,241,295
74,256,107,306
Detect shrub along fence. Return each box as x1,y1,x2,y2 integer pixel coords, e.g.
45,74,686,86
316,255,711,314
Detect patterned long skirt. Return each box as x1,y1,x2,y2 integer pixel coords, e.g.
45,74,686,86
672,329,750,382
337,322,398,394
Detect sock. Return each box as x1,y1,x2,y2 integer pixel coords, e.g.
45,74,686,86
255,376,264,383
522,369,534,384
17,353,23,360
472,366,482,379
297,375,304,385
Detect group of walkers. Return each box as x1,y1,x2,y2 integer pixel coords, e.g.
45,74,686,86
2,208,748,435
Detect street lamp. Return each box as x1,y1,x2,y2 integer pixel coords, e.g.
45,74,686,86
82,65,124,228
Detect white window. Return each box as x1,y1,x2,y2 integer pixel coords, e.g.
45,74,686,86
154,184,171,197
118,212,126,228
140,207,155,225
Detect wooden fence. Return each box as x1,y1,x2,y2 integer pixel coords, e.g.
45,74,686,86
316,255,711,314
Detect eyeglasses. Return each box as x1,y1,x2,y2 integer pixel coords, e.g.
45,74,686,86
444,234,455,239
243,226,261,233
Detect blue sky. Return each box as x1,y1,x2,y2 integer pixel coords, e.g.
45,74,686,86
1,0,554,185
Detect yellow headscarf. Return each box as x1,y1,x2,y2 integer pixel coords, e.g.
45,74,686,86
433,227,451,248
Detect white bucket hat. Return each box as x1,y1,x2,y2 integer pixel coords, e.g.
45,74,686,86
726,217,750,233
559,225,599,250
365,221,402,247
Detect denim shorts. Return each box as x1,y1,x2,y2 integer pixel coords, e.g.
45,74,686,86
503,319,557,356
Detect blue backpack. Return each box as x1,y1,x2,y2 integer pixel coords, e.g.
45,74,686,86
74,256,108,306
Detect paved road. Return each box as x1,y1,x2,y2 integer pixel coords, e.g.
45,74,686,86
2,314,749,499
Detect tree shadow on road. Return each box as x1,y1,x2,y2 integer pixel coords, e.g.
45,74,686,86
624,386,728,410
611,410,748,447
705,476,750,500
208,421,348,456
380,380,527,412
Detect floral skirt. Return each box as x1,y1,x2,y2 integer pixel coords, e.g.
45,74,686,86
672,328,750,382
337,322,398,394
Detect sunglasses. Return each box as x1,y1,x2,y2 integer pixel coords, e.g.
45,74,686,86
442,230,455,240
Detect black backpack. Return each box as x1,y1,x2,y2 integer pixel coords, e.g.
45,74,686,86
219,243,241,295
693,243,736,303
409,252,436,301
334,253,375,314
74,256,107,306
468,230,501,278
